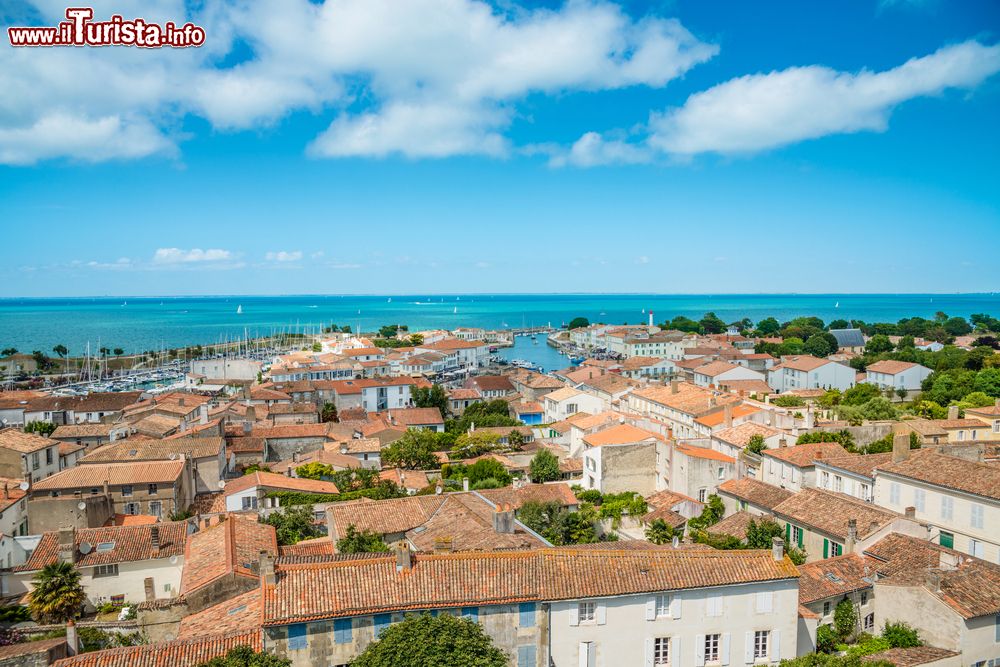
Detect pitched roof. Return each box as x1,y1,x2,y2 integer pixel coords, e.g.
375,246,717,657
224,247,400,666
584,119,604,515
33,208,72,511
31,460,186,490
387,407,444,426
79,437,223,463
694,404,761,428
705,511,756,541
262,547,799,625
630,383,740,416
717,478,794,511
51,423,121,438
693,360,741,377
874,451,1000,502
468,376,515,392
0,427,56,453
760,441,850,468
828,329,866,348
674,443,736,463
713,422,782,447
583,423,660,447
544,387,584,402
181,516,277,594
178,588,261,639
477,483,578,509
52,630,261,667
222,471,339,497
797,554,874,604
816,453,894,479
772,488,901,540
403,493,546,553
0,638,67,661
16,522,187,571
776,355,831,372
866,360,923,375
862,647,961,666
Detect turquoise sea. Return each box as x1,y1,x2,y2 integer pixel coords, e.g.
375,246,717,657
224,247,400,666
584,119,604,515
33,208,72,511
0,294,997,356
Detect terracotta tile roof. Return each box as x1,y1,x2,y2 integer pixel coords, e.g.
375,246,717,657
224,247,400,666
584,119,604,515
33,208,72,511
0,479,27,513
272,450,363,475
630,383,740,416
52,630,261,667
0,428,56,454
862,647,961,666
31,460,186,490
816,453,893,479
706,511,756,541
404,493,546,553
694,404,761,428
874,451,1000,502
545,387,584,402
263,547,799,625
449,388,482,400
674,443,736,463
104,513,159,527
379,468,430,490
223,471,339,497
717,379,773,395
51,423,120,438
570,411,625,431
718,478,793,511
181,515,277,594
865,360,922,375
477,483,578,509
777,355,831,372
760,441,850,468
468,376,515,392
773,488,901,540
693,360,741,377
279,536,336,557
0,638,67,660
178,588,261,639
324,437,381,454
583,423,659,447
713,422,782,447
512,401,543,414
328,495,445,538
580,374,637,394
622,356,668,370
965,404,1000,418
797,554,874,604
249,387,292,401
80,437,223,463
547,412,594,434
387,407,444,426
227,436,265,453
131,414,181,437
17,522,187,572
251,423,332,439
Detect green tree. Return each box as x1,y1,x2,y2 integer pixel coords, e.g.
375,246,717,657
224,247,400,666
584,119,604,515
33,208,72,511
28,561,86,624
24,421,57,437
644,518,675,545
465,457,512,486
264,505,322,545
518,500,599,545
973,367,1000,397
827,319,850,330
943,316,972,336
744,434,767,455
311,342,322,353
864,334,893,355
755,317,781,336
381,429,441,469
506,429,526,450
529,449,560,483
352,612,507,667
451,431,503,459
112,348,124,357
804,333,838,358
834,597,858,640
320,402,338,423
294,462,336,480
52,344,68,358
668,316,703,334
699,312,727,334
687,494,725,531
568,317,589,329
1,348,16,357
880,621,921,648
335,524,390,554
198,645,291,667
842,383,881,406
896,335,915,350
412,384,449,415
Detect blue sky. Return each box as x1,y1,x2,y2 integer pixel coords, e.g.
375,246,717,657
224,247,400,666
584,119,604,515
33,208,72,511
1,0,998,296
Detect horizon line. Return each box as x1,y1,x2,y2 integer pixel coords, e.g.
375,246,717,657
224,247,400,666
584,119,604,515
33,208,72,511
2,291,998,300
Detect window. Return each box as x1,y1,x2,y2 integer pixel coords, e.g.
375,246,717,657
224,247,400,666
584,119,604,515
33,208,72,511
834,476,843,493
655,595,671,618
791,525,803,548
941,496,954,521
517,645,537,667
939,531,954,549
864,613,874,632
755,591,773,613
821,471,830,488
704,633,720,662
93,564,119,578
698,489,707,503
149,501,162,518
519,603,536,628
971,504,985,530
860,592,868,606
653,637,670,666
287,624,307,650
913,488,925,513
333,618,352,644
889,482,900,506
46,448,53,465
31,453,39,471
148,484,158,496
242,496,258,510
823,601,831,617
754,631,769,659
121,485,133,497
578,601,595,623
860,483,870,501
970,539,985,559
123,502,139,515
995,613,999,643
831,542,843,557
706,594,723,617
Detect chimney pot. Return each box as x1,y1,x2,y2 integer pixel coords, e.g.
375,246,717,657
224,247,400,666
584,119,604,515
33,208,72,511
772,537,785,562
65,621,78,656
905,506,916,519
462,477,470,492
671,535,679,549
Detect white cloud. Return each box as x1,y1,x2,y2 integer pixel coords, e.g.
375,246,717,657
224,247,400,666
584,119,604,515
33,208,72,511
648,40,1000,155
551,131,652,167
636,255,650,264
153,248,233,264
0,0,716,164
265,250,303,262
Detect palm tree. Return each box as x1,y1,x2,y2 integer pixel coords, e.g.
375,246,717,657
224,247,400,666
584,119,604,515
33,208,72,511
52,344,68,358
28,561,86,624
644,518,675,545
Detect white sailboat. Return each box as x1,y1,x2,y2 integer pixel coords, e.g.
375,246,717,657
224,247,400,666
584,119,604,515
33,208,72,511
236,305,243,314
453,306,458,314
834,302,839,308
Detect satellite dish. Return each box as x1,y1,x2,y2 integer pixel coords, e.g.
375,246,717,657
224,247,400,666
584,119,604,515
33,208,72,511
79,542,93,554
18,482,29,491
77,501,87,510
169,555,179,565
218,479,226,489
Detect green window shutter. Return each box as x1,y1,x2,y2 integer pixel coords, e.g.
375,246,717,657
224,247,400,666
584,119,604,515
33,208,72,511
785,523,791,543
823,539,828,559
797,527,804,548
939,532,954,549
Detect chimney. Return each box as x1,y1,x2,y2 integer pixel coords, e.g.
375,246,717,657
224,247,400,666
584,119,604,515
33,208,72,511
65,621,79,656
947,405,959,421
724,403,733,429
199,404,208,425
846,519,857,553
246,405,256,423
395,542,412,571
178,397,185,407
772,537,785,562
892,433,910,463
260,550,276,586
143,576,155,602
778,437,787,449
924,570,942,594
493,504,515,534
710,396,717,408
462,477,470,492
433,537,453,554
435,481,443,495
340,444,348,455
150,525,160,556
939,550,960,571
2,483,7,500
57,528,75,564
995,398,1000,408
671,535,680,549
671,380,679,394
292,451,301,463
286,465,294,477
904,506,916,519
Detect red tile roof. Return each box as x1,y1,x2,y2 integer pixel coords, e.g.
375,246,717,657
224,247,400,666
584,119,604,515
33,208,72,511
16,522,187,572
797,554,874,604
760,441,850,468
223,471,339,497
181,515,277,594
178,588,261,639
52,630,261,667
718,478,793,511
31,461,186,490
865,360,922,375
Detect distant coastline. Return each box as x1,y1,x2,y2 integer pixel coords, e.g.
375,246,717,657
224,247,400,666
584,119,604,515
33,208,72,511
2,293,998,354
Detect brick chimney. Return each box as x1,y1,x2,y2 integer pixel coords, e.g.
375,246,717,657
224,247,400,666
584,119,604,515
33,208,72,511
143,577,155,602
892,433,910,463
772,537,785,562
395,542,412,571
260,550,276,586
939,550,960,571
150,525,160,557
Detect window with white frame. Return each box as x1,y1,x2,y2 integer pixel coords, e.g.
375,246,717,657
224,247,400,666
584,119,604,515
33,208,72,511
653,637,670,666
578,601,595,623
655,595,671,618
864,613,874,632
971,503,984,530
698,489,707,503
791,526,803,546
821,471,830,488
93,564,118,578
706,594,723,617
753,630,769,659
914,488,925,513
889,482,900,506
834,476,843,493
704,634,720,662
941,496,954,521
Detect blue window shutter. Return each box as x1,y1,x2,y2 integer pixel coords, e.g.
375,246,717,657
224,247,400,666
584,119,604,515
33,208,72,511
334,618,352,644
462,607,479,622
518,644,537,667
287,623,307,650
373,614,391,637
519,603,536,628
